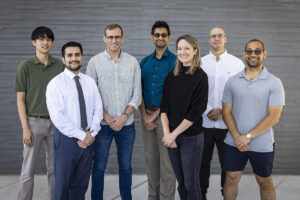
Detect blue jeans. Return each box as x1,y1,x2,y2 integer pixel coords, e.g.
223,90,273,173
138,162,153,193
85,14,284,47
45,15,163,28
91,123,135,200
167,133,204,200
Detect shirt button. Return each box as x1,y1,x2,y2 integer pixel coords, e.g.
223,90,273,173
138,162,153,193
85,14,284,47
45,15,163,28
152,83,154,86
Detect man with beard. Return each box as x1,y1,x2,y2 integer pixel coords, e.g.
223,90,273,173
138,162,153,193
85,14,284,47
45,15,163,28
200,27,244,199
14,26,64,200
46,41,103,200
139,21,176,200
222,39,285,200
86,24,141,200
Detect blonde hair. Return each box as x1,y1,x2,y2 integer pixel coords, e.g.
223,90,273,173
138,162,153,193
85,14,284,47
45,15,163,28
174,35,201,76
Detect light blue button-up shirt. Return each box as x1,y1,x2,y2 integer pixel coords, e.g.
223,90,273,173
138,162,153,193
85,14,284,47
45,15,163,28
222,67,285,152
86,50,142,126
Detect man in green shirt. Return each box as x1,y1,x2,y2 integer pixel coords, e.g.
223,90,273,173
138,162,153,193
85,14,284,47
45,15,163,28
14,26,64,200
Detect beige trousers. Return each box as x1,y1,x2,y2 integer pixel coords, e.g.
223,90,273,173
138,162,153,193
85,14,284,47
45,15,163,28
142,110,176,200
17,116,54,200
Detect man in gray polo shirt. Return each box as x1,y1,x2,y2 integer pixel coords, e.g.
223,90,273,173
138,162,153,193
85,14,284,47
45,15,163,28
222,39,285,200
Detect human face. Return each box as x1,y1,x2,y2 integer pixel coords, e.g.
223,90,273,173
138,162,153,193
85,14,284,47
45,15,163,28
32,36,53,55
151,27,170,49
243,41,267,69
208,27,227,51
103,28,124,53
177,39,197,66
62,47,83,72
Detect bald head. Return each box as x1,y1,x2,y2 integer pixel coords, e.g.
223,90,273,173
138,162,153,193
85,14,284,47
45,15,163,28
208,26,227,52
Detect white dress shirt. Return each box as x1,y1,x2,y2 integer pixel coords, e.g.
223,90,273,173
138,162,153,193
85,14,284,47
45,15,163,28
46,68,103,141
201,50,244,129
86,50,142,126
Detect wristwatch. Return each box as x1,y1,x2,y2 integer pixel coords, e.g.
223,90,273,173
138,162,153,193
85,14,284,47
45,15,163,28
123,112,130,119
246,133,253,140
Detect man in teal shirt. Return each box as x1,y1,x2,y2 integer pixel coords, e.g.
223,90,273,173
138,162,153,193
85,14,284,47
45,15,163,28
139,21,176,200
14,26,64,200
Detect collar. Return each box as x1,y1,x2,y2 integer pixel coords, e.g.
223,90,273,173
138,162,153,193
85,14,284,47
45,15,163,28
151,47,170,59
104,49,123,61
209,50,228,61
32,54,56,66
64,68,83,80
239,66,268,80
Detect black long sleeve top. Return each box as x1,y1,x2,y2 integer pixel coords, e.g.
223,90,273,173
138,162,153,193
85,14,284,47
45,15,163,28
160,67,208,136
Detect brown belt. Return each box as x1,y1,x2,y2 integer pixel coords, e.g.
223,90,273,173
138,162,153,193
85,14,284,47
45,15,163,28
27,115,50,119
145,105,159,112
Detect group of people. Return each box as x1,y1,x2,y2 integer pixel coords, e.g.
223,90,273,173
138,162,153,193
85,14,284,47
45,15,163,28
14,21,285,200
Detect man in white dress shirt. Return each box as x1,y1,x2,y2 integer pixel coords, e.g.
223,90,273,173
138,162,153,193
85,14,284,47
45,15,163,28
46,41,103,200
200,27,244,199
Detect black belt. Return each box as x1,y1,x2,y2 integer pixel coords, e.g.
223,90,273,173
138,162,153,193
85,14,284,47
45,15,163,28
27,115,50,119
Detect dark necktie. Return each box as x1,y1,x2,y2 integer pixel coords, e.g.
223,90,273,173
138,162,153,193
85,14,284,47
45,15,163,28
74,76,88,131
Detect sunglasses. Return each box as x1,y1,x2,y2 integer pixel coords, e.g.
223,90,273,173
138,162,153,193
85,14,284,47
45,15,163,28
106,35,122,40
245,49,263,55
153,33,169,38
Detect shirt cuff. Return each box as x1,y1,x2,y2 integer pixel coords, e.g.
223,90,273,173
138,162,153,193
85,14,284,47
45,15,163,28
77,130,86,141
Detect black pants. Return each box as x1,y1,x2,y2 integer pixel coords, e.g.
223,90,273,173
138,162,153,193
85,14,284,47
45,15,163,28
200,128,227,194
167,133,204,200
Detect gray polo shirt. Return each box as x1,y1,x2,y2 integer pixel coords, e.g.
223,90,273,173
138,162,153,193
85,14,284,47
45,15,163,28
222,67,285,152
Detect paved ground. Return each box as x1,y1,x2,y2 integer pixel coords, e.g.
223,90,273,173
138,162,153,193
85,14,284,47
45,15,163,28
0,174,299,199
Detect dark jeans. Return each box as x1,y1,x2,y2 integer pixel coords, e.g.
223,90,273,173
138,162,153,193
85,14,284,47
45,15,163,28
200,128,227,194
53,128,93,200
91,123,135,200
167,133,204,200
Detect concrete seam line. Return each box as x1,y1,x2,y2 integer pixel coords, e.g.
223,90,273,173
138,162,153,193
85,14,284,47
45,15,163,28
111,179,148,200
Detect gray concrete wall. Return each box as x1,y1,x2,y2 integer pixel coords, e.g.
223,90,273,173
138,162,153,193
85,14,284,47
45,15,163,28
0,0,299,174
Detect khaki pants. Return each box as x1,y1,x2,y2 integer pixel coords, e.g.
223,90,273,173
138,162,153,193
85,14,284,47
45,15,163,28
17,116,54,200
142,110,176,200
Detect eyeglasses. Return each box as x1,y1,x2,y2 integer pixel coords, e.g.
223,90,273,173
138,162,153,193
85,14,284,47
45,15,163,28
245,49,263,55
210,34,224,39
153,33,169,38
106,35,122,40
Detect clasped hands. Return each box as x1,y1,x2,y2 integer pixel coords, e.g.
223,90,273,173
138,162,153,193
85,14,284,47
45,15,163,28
162,133,177,148
142,112,157,131
78,130,95,149
234,134,251,152
106,114,127,132
207,108,222,121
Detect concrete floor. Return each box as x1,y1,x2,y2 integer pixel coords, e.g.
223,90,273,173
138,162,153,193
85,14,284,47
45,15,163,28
0,174,299,200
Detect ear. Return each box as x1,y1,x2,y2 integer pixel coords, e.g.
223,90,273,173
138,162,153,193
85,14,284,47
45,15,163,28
224,36,228,44
150,35,154,41
32,40,36,47
121,36,125,44
263,50,267,59
103,35,106,43
242,51,246,59
62,57,66,65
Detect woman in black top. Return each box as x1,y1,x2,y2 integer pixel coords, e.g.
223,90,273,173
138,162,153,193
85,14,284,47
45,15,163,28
160,35,208,200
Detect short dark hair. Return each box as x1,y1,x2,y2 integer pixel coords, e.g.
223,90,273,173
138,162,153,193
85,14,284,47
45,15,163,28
31,26,54,41
245,39,265,51
151,21,170,35
61,41,83,57
104,24,123,36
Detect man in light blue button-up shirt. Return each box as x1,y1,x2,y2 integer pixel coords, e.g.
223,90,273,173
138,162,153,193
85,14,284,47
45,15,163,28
86,24,141,200
222,39,285,200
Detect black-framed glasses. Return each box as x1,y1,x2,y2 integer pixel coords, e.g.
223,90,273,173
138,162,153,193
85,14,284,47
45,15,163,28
153,33,168,38
245,49,263,55
106,35,122,40
210,34,224,39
